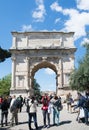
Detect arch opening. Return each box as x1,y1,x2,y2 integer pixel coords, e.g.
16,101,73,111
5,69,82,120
31,61,57,94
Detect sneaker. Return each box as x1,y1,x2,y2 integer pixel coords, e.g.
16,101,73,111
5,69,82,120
47,125,50,128
43,125,46,128
56,123,60,126
16,123,18,125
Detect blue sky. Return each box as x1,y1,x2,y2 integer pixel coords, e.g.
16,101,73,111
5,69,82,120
0,0,89,91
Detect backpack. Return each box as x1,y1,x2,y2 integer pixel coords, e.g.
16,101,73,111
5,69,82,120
54,99,63,111
14,99,22,108
84,98,89,109
10,99,21,112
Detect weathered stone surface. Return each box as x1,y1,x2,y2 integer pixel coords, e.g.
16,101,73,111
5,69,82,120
10,32,76,97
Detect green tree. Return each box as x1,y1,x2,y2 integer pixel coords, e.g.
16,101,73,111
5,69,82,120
33,79,41,101
69,43,89,91
0,46,11,62
0,74,41,99
0,74,11,96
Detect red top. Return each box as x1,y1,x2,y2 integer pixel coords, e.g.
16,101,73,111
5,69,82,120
0,97,3,104
41,96,50,110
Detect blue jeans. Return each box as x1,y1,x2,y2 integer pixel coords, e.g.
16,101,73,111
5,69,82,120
42,110,50,126
28,112,38,129
1,111,8,126
53,107,60,125
84,108,89,124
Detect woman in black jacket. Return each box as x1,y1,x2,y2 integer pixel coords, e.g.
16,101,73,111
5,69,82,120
1,97,9,127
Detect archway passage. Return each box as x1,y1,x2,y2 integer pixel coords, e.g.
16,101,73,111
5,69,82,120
31,61,57,94
31,61,57,77
10,31,76,97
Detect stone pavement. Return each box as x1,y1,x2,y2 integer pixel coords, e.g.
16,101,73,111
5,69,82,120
0,104,89,130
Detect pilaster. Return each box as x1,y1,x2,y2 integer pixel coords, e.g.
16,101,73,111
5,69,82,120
11,56,16,90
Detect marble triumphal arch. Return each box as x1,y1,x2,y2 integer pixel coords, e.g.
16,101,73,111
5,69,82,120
10,32,76,97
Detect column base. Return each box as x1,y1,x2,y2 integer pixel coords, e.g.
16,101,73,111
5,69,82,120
10,88,32,97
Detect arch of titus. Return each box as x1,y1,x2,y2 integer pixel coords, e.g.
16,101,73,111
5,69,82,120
10,31,76,97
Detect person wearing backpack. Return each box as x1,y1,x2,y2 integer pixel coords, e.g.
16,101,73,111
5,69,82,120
10,95,19,126
74,92,89,125
28,96,38,130
17,95,23,112
51,95,62,126
41,93,50,128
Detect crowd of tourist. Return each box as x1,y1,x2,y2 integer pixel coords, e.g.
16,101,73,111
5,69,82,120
0,93,63,129
0,90,89,130
0,94,23,127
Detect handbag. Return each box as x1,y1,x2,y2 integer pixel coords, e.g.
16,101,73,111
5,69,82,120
79,108,85,118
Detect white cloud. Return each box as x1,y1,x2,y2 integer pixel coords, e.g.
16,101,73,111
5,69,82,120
55,18,60,24
76,0,89,10
21,24,33,32
45,68,55,75
50,2,62,12
50,2,89,40
62,9,89,40
32,0,46,22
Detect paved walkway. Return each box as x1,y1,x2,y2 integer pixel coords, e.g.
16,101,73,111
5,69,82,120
0,104,89,130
